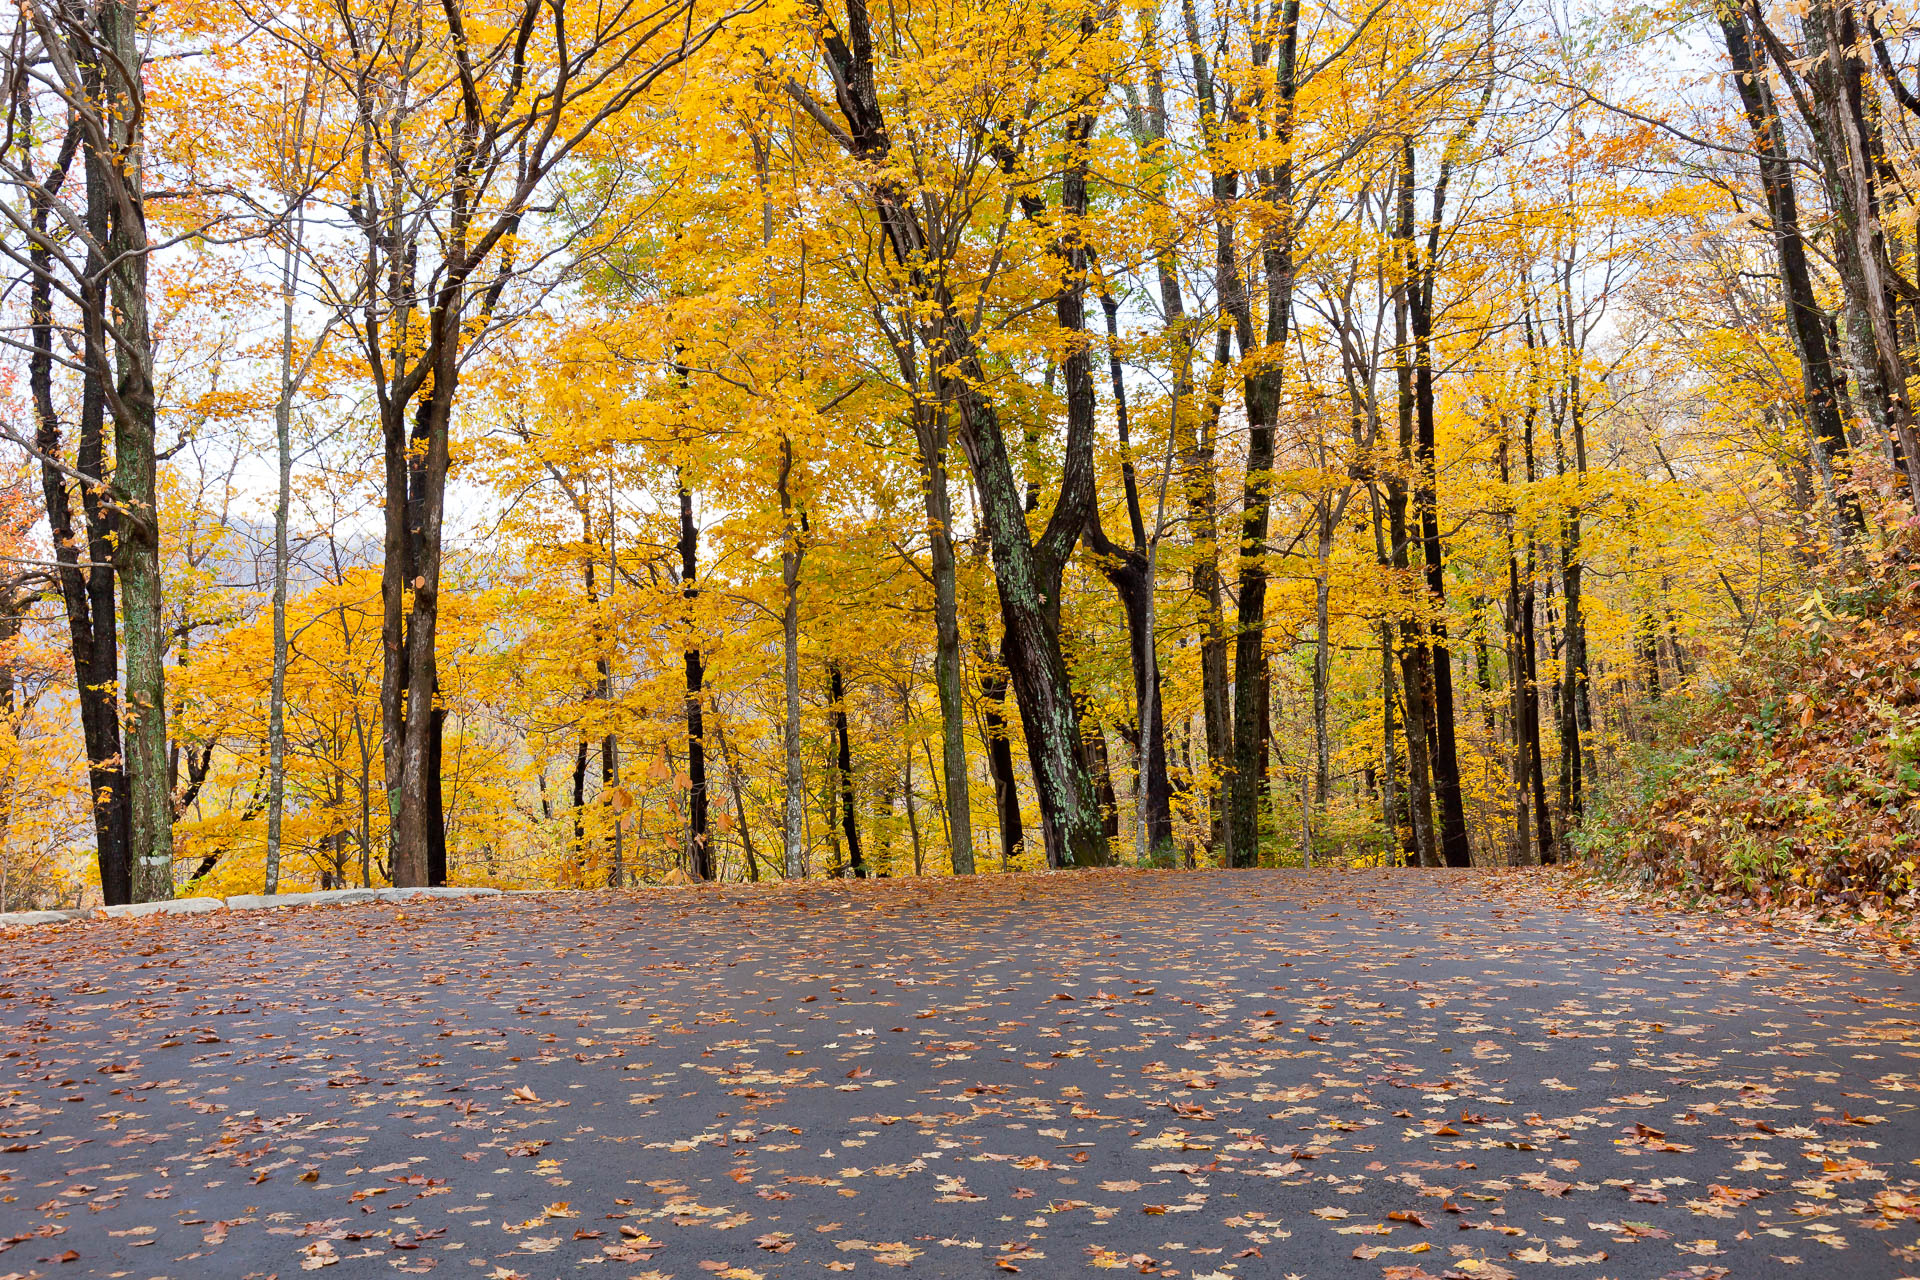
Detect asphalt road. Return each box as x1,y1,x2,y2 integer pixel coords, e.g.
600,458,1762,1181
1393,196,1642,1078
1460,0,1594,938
2,869,1918,1280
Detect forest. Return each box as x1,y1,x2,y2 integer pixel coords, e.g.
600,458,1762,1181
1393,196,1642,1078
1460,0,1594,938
0,0,1897,906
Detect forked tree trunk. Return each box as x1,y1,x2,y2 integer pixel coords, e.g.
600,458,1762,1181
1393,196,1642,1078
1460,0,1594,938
26,108,130,904
803,3,1106,866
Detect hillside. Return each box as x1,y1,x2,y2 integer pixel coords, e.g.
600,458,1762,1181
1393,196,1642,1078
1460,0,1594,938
1586,550,1920,916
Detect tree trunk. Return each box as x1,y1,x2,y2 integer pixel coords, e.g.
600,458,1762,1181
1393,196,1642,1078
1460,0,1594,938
912,402,975,874
713,713,760,881
1500,425,1529,866
427,696,447,885
678,476,710,879
1087,725,1120,847
1224,2,1301,868
1390,235,1439,868
777,437,807,879
806,8,1105,867
1714,0,1864,540
902,746,924,876
389,356,452,888
265,227,298,896
1378,619,1405,859
1312,497,1334,816
98,0,171,900
1402,137,1472,869
1086,292,1176,858
571,736,589,875
980,651,1025,870
1779,0,1920,504
28,113,130,905
829,661,864,877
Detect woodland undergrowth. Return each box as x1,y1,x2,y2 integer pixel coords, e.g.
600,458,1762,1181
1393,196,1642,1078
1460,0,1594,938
1584,504,1920,922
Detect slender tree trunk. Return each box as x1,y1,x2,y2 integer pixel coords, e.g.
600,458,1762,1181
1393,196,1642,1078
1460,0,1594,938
565,736,587,877
1402,137,1471,869
912,402,975,874
777,437,807,879
426,696,447,885
1190,370,1233,861
901,747,924,875
1379,619,1405,859
265,226,300,895
1312,496,1334,816
1087,292,1176,856
713,713,760,881
677,476,710,879
1550,379,1588,831
1526,579,1554,861
829,661,864,877
601,729,620,885
1501,423,1531,866
980,651,1025,870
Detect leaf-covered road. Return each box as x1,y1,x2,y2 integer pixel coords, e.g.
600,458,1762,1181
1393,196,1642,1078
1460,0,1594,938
4,869,1920,1280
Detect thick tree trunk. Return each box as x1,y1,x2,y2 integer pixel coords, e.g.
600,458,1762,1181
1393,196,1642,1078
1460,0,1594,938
379,399,411,886
98,0,171,900
1087,726,1120,847
389,348,454,887
1776,0,1920,504
1228,376,1279,869
1390,252,1438,867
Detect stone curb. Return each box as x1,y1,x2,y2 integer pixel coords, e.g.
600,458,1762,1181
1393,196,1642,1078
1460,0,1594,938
99,897,226,919
224,889,379,910
0,908,84,926
0,885,504,928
